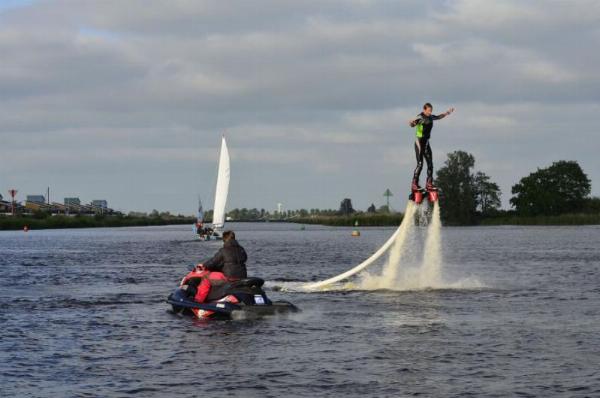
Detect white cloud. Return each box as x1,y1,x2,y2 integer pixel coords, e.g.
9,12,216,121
435,0,538,29
1,0,599,212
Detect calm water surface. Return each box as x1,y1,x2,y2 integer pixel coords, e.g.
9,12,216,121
1,223,599,397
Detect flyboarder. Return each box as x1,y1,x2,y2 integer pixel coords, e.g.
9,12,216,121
409,103,454,194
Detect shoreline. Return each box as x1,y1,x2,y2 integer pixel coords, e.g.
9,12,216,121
2,212,599,231
292,214,404,227
479,213,600,226
0,215,196,231
290,212,600,227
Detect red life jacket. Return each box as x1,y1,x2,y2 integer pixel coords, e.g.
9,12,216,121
180,269,237,318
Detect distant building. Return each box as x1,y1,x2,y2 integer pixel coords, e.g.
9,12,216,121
26,195,45,204
50,203,68,215
25,201,51,212
91,200,108,209
64,197,81,206
0,200,11,213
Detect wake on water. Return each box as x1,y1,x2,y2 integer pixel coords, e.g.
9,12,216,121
275,201,483,293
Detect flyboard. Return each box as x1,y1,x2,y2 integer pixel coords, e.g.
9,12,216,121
301,185,438,290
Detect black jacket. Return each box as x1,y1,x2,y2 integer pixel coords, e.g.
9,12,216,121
203,239,248,280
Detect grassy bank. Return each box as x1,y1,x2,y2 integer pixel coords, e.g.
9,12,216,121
291,212,600,227
293,213,404,227
0,215,196,231
480,212,600,226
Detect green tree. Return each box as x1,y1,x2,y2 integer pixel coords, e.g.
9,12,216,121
473,171,502,215
377,205,389,213
584,197,600,213
510,160,591,216
339,198,355,215
436,151,480,225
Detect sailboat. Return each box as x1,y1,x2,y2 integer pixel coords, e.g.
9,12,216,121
196,136,230,241
194,196,205,236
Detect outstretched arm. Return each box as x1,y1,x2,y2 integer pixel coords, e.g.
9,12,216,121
433,107,455,120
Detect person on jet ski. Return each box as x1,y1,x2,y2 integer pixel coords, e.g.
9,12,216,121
200,230,247,280
188,230,247,303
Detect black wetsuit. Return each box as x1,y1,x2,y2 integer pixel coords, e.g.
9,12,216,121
411,112,446,184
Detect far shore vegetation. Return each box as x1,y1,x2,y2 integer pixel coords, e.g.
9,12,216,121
218,154,599,227
434,152,599,226
0,211,194,231
2,152,598,230
219,153,600,227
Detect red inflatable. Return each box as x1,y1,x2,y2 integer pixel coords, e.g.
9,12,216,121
180,267,239,318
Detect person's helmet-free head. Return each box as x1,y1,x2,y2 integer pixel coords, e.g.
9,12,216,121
222,230,235,242
423,102,433,116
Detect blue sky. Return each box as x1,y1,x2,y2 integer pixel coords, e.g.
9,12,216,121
1,1,599,214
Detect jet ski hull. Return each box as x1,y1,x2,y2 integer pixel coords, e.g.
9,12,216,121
167,284,298,319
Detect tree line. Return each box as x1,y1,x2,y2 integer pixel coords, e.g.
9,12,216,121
211,206,363,222
216,151,598,226
217,194,402,222
436,150,599,225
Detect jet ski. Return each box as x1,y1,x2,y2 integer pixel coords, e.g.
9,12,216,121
167,274,298,320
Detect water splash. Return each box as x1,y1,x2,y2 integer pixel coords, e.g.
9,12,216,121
360,199,481,291
363,200,486,291
301,202,418,290
420,201,442,288
359,202,418,289
294,199,483,293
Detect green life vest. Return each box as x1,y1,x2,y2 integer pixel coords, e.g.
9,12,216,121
415,124,423,138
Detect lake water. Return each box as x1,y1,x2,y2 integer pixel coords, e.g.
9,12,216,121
1,222,599,397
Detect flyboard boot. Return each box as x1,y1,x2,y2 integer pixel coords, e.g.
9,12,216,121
409,178,426,204
425,178,438,202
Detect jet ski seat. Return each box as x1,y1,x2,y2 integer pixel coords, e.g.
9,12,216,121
201,278,265,303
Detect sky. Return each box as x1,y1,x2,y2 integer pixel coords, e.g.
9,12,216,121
1,0,599,215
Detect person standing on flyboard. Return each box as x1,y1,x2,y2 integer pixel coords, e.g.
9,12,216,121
409,103,455,192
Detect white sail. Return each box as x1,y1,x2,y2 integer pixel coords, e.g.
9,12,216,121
212,136,230,229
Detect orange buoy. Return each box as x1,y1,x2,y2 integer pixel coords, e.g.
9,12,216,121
352,220,360,237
